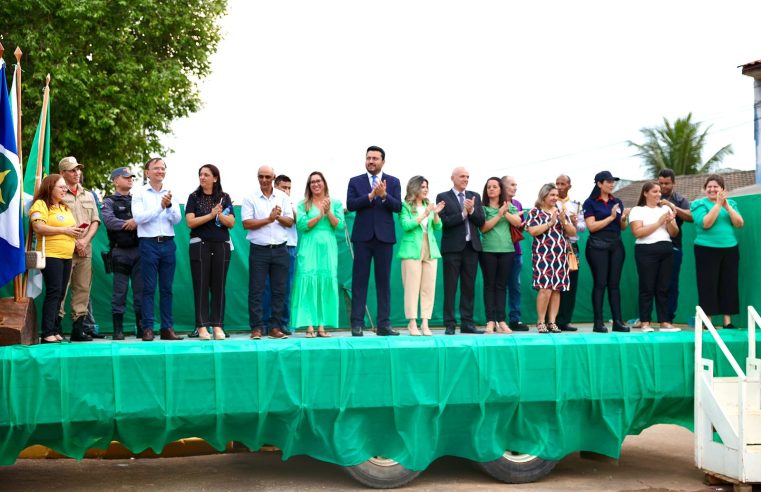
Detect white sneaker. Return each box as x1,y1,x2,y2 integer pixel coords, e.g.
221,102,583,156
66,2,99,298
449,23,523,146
659,327,681,332
641,326,655,332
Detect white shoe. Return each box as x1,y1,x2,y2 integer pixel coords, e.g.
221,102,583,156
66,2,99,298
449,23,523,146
659,327,681,332
641,327,655,332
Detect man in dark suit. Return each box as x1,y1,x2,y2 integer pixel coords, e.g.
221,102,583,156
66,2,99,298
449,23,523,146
436,167,486,335
347,146,403,336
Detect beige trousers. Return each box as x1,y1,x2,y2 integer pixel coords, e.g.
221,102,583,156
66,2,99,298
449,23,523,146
60,254,93,320
401,235,438,320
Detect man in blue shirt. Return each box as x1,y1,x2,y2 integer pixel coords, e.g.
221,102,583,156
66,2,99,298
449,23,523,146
131,157,183,341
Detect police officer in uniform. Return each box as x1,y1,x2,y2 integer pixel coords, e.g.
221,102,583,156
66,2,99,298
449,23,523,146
102,167,143,340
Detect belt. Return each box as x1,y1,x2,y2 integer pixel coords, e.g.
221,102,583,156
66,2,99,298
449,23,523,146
253,242,286,249
142,236,174,243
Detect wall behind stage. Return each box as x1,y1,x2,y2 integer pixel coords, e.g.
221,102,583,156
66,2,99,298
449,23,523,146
3,194,760,332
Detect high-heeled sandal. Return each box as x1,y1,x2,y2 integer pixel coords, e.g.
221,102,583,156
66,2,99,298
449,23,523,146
305,327,316,338
213,327,225,340
197,327,211,340
536,322,549,334
547,322,561,333
421,324,432,336
497,321,512,334
484,321,495,334
317,327,332,338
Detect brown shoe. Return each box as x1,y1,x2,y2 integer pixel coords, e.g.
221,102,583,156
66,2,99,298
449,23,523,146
160,327,184,340
269,327,288,339
142,329,155,342
250,329,262,340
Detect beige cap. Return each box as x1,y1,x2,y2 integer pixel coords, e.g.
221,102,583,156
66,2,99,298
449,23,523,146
59,156,84,171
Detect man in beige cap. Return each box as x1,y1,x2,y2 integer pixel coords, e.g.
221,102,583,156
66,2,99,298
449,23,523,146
58,156,102,341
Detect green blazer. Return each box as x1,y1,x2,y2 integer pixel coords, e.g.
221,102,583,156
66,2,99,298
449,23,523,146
397,201,442,260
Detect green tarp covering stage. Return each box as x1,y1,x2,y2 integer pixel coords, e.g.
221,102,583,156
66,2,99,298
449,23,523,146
1,331,757,469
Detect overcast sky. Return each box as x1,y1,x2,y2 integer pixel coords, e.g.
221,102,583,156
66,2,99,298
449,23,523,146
162,0,761,206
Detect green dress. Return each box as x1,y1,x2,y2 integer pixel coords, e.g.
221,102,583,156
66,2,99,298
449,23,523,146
290,198,345,328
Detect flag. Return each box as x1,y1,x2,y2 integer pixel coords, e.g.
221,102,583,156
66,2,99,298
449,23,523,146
0,59,25,288
23,96,51,208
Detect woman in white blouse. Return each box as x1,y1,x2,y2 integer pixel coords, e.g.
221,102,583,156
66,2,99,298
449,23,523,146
629,182,679,332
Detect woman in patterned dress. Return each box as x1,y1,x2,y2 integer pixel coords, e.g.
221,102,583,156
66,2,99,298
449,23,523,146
526,183,576,333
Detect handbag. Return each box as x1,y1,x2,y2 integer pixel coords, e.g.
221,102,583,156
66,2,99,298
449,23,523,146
567,249,579,271
26,234,46,270
510,225,524,243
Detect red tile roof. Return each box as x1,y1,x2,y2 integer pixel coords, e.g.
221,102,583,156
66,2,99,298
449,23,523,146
614,170,756,207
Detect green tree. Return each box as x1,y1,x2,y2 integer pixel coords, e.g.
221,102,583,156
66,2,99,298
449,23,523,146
627,113,733,177
0,0,227,190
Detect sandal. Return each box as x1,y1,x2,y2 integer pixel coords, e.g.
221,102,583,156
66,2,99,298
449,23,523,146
547,322,561,334
536,322,548,334
197,327,211,340
497,321,512,334
305,327,316,338
213,327,225,340
484,321,495,334
317,328,331,338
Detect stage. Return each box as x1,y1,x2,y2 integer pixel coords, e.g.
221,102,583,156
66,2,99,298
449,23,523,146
0,329,756,470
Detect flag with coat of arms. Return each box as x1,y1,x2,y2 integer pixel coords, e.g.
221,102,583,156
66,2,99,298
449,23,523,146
0,58,25,288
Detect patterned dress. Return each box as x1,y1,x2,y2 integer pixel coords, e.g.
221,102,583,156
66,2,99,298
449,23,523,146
526,208,570,291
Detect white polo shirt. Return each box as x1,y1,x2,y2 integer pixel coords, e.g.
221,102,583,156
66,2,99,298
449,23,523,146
241,188,294,246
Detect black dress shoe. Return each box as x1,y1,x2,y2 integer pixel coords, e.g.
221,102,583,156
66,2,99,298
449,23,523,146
723,323,737,329
612,321,631,333
377,327,400,336
351,327,364,337
70,331,93,342
508,321,530,332
593,323,608,333
444,325,456,335
461,325,485,334
558,324,578,332
188,328,200,338
281,328,293,336
86,330,106,339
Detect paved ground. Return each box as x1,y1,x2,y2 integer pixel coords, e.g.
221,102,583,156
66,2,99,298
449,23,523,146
2,425,758,491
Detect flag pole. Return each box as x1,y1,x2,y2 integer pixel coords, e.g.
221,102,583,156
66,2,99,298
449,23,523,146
23,74,51,296
13,47,24,301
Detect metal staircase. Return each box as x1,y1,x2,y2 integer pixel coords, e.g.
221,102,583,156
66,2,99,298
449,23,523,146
694,306,761,485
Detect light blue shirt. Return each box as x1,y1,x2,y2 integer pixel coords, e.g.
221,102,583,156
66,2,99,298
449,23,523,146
241,188,294,246
132,183,182,238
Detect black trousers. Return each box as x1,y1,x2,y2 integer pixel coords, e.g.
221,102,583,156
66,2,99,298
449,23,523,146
442,243,479,327
479,251,513,322
249,243,289,330
585,237,625,323
190,240,231,327
41,257,72,338
556,242,579,326
694,244,740,316
634,241,673,323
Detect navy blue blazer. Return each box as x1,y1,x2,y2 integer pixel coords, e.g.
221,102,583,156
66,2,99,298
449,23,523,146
436,189,486,253
346,173,402,244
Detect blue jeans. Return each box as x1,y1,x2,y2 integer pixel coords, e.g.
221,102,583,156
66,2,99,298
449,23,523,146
139,238,176,330
667,246,683,323
507,253,523,322
262,245,296,330
249,244,289,331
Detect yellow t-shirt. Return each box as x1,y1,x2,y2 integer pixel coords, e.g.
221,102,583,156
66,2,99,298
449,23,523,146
29,200,76,259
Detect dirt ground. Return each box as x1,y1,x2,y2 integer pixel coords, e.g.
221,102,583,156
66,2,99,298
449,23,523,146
2,424,759,491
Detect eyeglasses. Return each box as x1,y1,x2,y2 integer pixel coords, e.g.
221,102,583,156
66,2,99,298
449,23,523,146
309,179,323,184
56,185,68,190
149,167,166,172
258,175,274,180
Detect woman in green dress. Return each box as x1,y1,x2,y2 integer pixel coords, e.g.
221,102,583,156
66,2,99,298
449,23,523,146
290,171,345,337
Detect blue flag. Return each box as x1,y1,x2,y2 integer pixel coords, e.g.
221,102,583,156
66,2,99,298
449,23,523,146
0,60,25,288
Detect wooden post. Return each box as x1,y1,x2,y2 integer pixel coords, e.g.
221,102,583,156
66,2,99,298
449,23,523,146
13,46,24,301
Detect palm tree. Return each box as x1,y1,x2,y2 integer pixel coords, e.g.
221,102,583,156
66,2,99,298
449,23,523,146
627,113,733,177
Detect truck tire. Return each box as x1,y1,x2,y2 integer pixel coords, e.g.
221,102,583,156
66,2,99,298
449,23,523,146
477,451,557,484
344,456,421,489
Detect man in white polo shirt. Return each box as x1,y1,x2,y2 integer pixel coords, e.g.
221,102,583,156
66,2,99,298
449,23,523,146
131,157,183,341
241,165,294,340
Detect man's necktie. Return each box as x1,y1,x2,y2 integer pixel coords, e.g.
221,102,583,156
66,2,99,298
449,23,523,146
459,192,470,241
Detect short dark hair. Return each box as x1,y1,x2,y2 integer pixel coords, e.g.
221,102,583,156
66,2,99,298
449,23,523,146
704,174,725,190
658,168,676,181
275,175,291,185
366,146,385,160
144,157,164,170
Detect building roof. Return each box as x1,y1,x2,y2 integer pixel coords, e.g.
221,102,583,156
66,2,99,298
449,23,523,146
613,170,756,207
740,59,761,78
